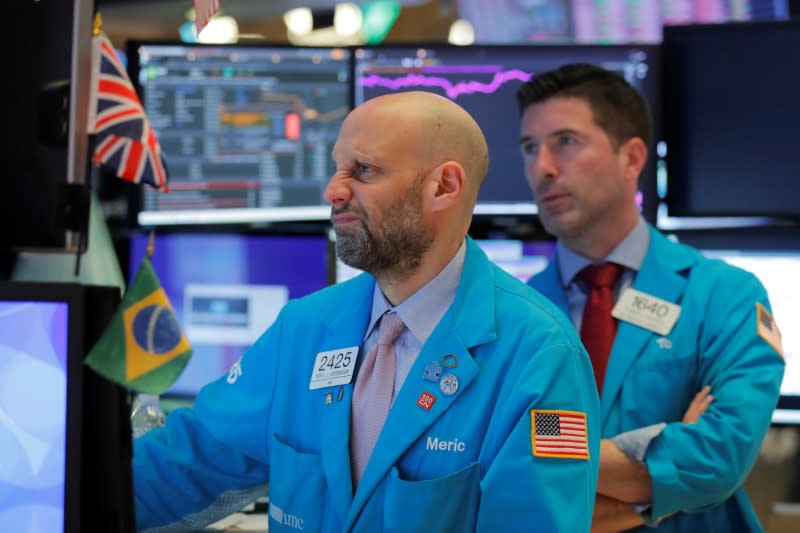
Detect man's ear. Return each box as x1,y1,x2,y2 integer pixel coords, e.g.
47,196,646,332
620,137,648,184
427,161,465,212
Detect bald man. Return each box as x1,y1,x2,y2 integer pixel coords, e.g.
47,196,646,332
132,92,600,533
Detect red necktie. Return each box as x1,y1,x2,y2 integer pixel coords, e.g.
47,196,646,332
578,263,623,393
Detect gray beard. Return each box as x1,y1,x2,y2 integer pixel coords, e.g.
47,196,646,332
334,183,432,277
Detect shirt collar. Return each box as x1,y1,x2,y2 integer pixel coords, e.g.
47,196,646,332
557,216,650,287
367,240,467,344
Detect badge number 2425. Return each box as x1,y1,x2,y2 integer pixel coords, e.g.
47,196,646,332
308,346,359,390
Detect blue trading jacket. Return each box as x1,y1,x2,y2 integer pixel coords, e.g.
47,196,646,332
529,225,785,532
134,238,601,532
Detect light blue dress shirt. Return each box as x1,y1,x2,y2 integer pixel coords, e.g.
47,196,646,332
363,240,465,403
557,216,649,331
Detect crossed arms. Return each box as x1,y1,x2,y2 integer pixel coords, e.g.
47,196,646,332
591,386,714,533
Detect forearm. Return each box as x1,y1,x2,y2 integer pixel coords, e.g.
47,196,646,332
591,494,645,533
597,439,652,503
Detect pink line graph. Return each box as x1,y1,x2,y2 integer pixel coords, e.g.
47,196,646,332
359,69,533,100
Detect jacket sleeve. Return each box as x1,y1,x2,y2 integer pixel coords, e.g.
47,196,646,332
646,265,785,519
476,339,601,532
132,303,290,532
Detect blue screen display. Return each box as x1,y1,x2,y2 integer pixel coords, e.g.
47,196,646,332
0,300,69,533
129,233,329,396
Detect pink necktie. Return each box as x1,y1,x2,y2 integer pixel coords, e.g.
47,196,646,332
578,263,623,394
350,311,405,489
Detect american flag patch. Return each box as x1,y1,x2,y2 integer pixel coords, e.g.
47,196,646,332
531,410,589,459
756,302,784,358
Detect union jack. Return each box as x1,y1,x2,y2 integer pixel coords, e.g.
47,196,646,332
88,33,168,190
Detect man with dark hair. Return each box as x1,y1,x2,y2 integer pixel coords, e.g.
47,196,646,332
517,63,785,532
132,91,601,532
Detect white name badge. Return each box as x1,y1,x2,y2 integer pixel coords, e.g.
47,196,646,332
611,288,681,336
308,346,359,390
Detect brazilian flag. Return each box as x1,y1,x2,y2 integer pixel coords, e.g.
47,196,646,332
85,256,192,394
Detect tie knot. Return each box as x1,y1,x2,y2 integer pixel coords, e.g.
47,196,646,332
578,262,623,289
377,312,405,346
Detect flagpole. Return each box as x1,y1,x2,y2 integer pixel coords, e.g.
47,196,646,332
146,231,155,259
75,13,104,277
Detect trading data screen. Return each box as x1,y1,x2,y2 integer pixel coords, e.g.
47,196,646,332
129,43,351,226
353,45,660,220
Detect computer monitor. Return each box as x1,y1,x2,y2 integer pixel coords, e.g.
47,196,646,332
126,42,351,227
0,282,134,533
662,21,800,217
457,0,789,44
352,44,661,223
0,284,80,532
129,232,330,396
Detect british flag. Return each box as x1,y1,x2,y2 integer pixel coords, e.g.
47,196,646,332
88,34,168,189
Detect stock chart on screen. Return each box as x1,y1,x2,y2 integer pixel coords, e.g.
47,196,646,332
128,43,351,227
353,45,660,219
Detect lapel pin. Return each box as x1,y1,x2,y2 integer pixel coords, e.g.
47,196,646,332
325,391,333,405
423,360,443,382
439,373,459,396
417,391,436,411
442,354,458,369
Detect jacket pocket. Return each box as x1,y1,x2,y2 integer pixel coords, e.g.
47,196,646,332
269,433,328,532
382,462,481,533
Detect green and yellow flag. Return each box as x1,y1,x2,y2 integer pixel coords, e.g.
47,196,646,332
85,256,192,394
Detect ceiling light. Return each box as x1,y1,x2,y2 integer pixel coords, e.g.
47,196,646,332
448,18,475,46
284,7,313,36
334,3,363,36
197,16,239,44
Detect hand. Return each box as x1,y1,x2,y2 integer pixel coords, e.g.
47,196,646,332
591,494,645,533
682,385,713,424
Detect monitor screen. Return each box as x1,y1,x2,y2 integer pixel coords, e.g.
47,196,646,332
0,300,68,532
127,42,351,227
353,44,661,222
662,21,800,217
699,248,800,424
129,232,330,396
457,0,789,44
0,284,83,533
0,282,135,533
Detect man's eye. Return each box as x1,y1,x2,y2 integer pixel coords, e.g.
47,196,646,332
520,143,538,156
353,163,373,179
558,135,575,147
